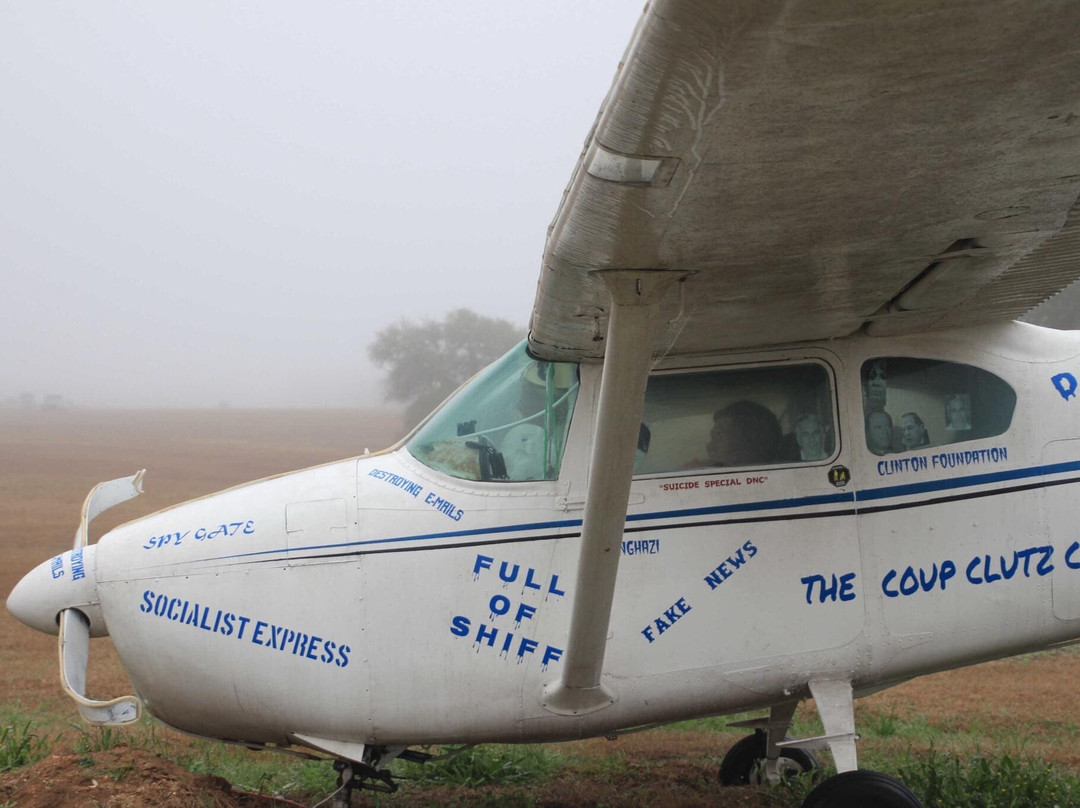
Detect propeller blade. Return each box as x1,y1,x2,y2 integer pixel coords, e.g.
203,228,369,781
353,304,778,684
59,608,140,725
73,470,145,549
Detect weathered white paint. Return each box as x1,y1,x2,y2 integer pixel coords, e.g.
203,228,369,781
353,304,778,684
11,321,1080,764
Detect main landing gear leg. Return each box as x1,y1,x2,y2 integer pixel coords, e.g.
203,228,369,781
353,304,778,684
798,679,923,808
762,699,807,783
719,700,820,785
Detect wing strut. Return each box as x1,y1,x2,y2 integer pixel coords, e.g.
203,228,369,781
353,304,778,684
542,268,686,715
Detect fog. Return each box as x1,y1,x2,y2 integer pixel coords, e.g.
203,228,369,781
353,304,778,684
1,2,639,408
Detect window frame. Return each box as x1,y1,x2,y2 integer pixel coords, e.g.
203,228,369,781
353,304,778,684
631,356,842,480
405,342,581,484
858,355,1018,457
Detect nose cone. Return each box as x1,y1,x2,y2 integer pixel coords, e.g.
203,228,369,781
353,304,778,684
7,546,106,636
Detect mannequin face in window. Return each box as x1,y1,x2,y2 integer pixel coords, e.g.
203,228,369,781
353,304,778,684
945,395,971,430
706,401,781,467
707,414,740,466
867,410,892,455
794,414,827,461
900,412,927,450
866,360,888,411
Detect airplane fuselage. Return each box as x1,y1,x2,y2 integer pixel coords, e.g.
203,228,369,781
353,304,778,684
22,321,1080,753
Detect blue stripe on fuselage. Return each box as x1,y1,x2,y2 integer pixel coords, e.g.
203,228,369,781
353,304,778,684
206,460,1080,563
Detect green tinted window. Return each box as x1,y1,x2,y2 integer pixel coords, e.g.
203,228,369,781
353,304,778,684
407,342,578,482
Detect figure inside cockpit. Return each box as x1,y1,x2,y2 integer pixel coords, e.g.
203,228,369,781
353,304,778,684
944,393,972,431
703,400,782,467
864,359,888,415
793,412,829,461
867,410,893,456
899,411,929,450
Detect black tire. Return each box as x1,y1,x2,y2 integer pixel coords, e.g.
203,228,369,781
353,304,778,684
801,770,923,808
718,729,820,786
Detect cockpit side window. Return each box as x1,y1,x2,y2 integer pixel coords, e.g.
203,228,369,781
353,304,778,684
860,358,1016,455
634,362,837,475
407,342,579,482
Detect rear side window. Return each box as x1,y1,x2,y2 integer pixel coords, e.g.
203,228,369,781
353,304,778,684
861,358,1016,455
634,362,837,475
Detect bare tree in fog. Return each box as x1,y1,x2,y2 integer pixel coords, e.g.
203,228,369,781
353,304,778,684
369,309,522,428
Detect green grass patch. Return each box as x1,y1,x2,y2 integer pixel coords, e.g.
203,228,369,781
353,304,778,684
899,749,1080,808
762,748,1080,808
50,714,337,801
71,723,129,753
569,749,634,783
170,741,337,798
661,715,732,733
396,744,563,787
0,704,65,738
0,720,55,771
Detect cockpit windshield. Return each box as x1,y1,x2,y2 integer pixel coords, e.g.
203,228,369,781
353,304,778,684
406,342,579,482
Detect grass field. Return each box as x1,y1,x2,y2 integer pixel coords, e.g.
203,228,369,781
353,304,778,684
2,408,1079,807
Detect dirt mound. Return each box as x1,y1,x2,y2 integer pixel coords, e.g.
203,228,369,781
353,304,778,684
0,746,304,808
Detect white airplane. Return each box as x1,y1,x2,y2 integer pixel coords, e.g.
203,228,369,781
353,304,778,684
9,2,1080,806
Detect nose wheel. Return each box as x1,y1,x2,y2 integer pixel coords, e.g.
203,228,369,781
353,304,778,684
329,759,397,807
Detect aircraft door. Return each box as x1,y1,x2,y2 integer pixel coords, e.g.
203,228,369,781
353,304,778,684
606,354,864,677
854,356,1040,658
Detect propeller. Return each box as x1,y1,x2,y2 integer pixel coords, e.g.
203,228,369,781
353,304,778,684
57,471,145,725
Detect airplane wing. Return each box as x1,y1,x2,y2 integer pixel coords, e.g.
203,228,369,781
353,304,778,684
534,0,1080,715
529,0,1080,361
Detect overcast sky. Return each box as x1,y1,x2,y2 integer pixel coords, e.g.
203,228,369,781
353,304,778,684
1,2,640,407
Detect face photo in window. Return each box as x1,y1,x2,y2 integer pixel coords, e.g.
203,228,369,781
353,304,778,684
865,359,888,414
944,394,972,431
899,411,930,450
866,410,893,456
794,413,828,461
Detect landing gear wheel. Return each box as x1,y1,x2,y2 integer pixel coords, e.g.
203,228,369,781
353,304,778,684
801,770,923,808
718,729,820,786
